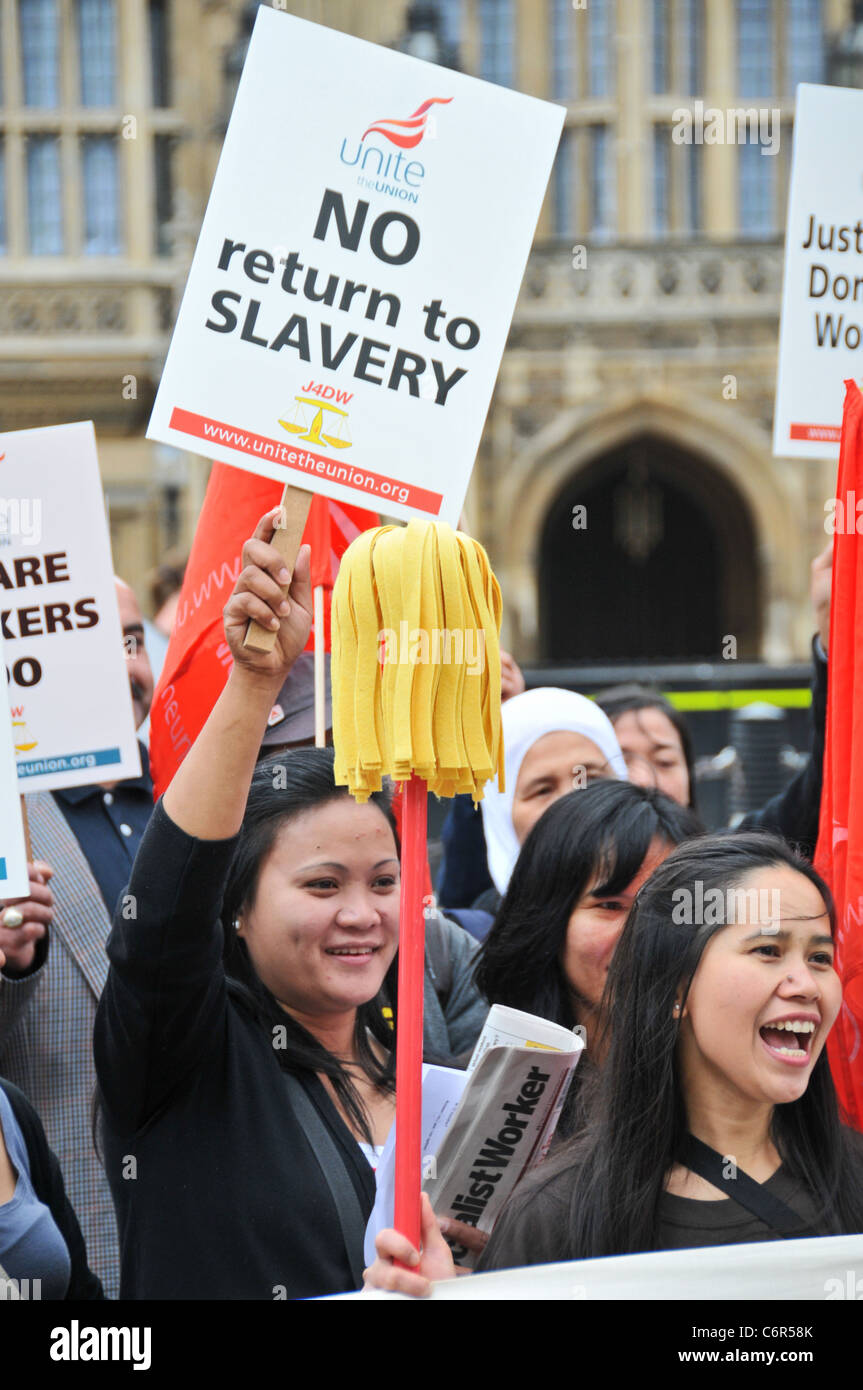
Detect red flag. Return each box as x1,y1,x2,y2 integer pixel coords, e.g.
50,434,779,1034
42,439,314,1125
149,463,378,798
814,379,863,1129
307,495,335,591
306,493,369,647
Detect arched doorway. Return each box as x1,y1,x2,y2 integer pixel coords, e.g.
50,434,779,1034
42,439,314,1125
539,435,762,661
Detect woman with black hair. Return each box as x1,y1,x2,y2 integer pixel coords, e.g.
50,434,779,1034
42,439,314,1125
474,780,701,1070
593,686,696,808
366,832,863,1290
435,783,700,1261
95,513,400,1300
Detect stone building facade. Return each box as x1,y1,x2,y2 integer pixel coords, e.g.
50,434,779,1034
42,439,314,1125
0,0,853,660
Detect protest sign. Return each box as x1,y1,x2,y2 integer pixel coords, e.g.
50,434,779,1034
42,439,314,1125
147,6,564,525
0,637,30,898
341,1233,863,1302
0,421,141,793
774,84,863,458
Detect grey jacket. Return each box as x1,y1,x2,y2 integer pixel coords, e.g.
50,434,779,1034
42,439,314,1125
422,909,488,1063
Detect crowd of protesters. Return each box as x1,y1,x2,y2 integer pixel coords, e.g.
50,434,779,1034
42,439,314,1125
1,515,862,1303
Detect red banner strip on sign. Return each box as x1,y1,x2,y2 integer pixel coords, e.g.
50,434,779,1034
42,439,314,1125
169,406,443,514
790,423,842,442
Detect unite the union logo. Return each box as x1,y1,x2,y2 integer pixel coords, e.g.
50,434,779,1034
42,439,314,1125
339,97,453,204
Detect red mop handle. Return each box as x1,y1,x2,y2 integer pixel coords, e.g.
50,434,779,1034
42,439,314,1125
393,775,428,1259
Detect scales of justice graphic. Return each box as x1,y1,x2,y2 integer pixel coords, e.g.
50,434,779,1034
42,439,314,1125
279,397,352,449
12,716,37,753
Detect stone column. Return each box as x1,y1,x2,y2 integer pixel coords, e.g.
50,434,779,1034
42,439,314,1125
703,0,736,239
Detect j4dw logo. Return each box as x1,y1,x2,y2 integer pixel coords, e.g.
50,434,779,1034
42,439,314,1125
339,97,452,205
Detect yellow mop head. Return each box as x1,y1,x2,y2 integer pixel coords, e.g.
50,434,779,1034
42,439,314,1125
331,520,504,802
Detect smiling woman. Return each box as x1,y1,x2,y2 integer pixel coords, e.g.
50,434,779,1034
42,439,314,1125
674,863,838,1113
93,510,403,1301
483,836,863,1265
221,752,399,1146
365,832,863,1294
475,836,863,1272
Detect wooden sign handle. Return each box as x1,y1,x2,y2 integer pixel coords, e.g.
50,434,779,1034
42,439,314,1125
313,585,326,747
243,484,313,653
19,795,32,863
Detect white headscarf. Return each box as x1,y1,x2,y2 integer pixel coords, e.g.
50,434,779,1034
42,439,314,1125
480,687,628,896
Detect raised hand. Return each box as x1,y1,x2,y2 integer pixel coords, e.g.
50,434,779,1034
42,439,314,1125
164,517,313,841
223,508,313,682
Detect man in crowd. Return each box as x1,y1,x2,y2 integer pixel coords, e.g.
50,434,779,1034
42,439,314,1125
0,578,155,1299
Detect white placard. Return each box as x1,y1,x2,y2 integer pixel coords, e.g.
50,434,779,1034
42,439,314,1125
147,7,564,524
774,84,863,458
0,421,141,792
337,1233,863,1301
0,635,30,897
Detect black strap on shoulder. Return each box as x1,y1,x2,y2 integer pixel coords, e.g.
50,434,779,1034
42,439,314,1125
282,1072,368,1288
679,1134,816,1239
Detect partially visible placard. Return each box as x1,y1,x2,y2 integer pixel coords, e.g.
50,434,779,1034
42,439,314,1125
0,421,141,792
774,84,863,458
0,636,30,897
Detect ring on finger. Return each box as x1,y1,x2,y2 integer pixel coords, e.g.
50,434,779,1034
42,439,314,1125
2,907,24,928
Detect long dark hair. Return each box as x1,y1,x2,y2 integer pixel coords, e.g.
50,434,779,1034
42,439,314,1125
474,780,703,1030
511,832,863,1259
221,749,399,1146
596,684,697,809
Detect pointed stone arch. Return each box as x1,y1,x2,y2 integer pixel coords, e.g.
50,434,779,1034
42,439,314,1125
491,392,803,662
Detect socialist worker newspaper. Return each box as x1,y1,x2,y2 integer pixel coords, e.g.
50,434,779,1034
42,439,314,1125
424,1039,583,1268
